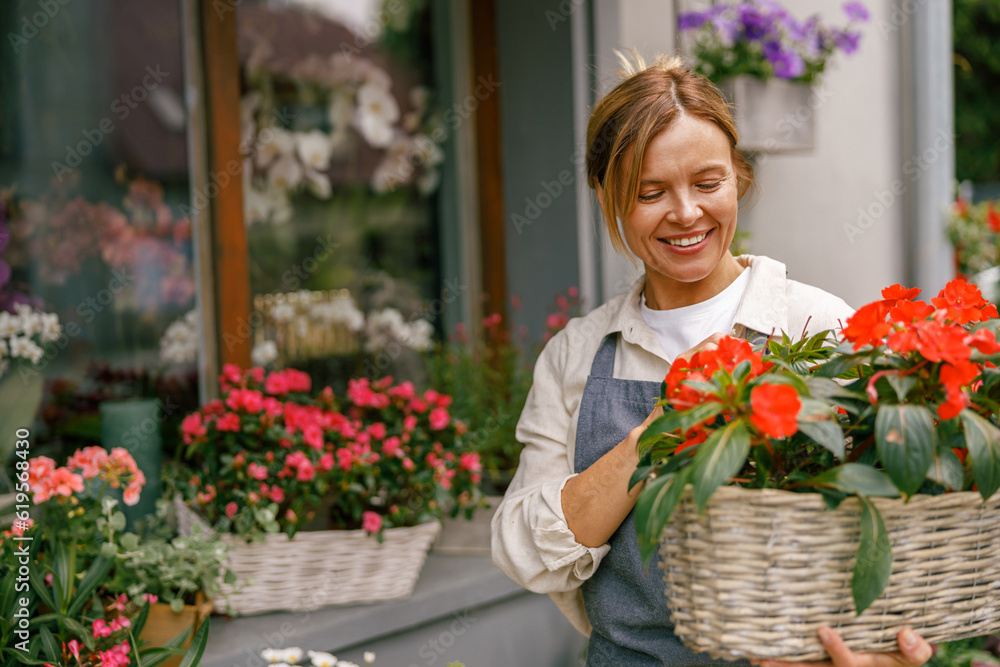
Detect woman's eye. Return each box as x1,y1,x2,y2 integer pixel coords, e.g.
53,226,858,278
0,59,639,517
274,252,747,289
696,182,721,191
638,191,662,202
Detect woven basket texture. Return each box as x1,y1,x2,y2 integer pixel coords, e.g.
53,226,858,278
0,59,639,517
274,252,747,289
175,499,440,616
659,486,1000,662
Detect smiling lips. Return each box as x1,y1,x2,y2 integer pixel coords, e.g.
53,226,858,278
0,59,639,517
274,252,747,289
660,229,711,251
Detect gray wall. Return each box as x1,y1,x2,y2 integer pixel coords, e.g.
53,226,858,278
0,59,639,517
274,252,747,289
496,0,582,344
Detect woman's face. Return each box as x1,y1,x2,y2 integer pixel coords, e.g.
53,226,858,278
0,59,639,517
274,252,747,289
621,114,742,308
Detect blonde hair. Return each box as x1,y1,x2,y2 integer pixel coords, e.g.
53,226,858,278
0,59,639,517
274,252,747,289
585,51,757,256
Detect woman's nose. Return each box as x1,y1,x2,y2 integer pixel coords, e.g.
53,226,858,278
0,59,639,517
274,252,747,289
665,193,701,225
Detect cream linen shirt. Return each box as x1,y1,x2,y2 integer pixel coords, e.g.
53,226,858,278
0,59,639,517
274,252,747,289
491,254,856,636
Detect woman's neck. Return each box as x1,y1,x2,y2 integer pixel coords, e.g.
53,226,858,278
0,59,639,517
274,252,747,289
644,254,745,310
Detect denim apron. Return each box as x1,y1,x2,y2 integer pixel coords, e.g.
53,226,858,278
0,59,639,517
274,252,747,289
574,333,755,666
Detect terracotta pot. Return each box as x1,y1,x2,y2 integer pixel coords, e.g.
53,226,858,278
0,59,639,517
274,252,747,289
138,592,213,667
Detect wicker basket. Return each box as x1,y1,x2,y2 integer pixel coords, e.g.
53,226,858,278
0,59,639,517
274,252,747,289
175,499,440,616
659,486,1000,662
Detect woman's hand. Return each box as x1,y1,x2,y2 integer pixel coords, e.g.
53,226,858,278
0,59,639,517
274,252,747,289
757,627,934,667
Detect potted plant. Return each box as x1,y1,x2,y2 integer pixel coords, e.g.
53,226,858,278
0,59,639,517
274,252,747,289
677,1,870,151
172,366,483,615
633,278,1000,662
947,197,1000,301
98,498,234,667
1,446,209,666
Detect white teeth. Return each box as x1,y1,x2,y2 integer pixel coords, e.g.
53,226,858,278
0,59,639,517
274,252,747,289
665,232,708,247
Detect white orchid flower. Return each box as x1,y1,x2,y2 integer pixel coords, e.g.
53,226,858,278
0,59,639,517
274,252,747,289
296,130,333,171
255,126,296,169
267,153,304,190
304,168,332,199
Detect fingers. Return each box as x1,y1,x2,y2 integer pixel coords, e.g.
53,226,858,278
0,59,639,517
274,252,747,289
758,627,933,667
895,628,933,667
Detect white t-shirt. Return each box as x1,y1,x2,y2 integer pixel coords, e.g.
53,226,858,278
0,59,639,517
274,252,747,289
639,268,751,362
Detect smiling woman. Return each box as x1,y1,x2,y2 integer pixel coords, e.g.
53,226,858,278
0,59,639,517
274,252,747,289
491,52,936,667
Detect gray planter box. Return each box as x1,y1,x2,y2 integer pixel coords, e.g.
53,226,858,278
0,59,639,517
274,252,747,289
719,76,815,153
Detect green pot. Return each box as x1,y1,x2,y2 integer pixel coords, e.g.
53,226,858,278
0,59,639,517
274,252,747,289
0,364,45,466
100,398,162,528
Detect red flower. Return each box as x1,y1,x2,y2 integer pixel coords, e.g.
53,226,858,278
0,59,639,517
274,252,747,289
749,383,801,438
931,279,996,324
881,284,921,303
967,328,1000,355
843,301,892,350
988,202,1000,232
888,298,934,325
937,360,980,420
429,407,451,430
215,413,241,432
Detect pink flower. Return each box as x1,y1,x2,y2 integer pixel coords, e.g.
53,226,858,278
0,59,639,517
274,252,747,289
36,468,85,503
265,372,289,395
215,412,241,432
11,518,33,537
27,456,56,489
459,452,482,472
110,616,131,632
92,619,113,638
409,398,428,413
67,639,81,659
368,422,387,440
110,593,128,612
247,462,268,480
403,415,418,432
362,511,383,534
317,452,334,472
302,423,324,450
45,573,53,586
66,446,110,479
181,413,208,443
269,486,285,503
225,502,239,519
285,508,297,523
429,407,450,430
220,363,244,390
143,594,159,604
388,381,416,400
123,479,143,506
382,436,402,458
225,388,264,413
402,457,415,471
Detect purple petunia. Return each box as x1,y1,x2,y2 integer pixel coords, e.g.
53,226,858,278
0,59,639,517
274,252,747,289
678,10,711,30
843,1,870,22
832,29,861,55
763,40,806,79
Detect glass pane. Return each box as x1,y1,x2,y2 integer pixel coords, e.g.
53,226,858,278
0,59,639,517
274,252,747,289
0,0,199,499
236,0,445,389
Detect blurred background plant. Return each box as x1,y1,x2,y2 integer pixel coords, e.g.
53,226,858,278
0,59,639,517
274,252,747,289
678,1,869,83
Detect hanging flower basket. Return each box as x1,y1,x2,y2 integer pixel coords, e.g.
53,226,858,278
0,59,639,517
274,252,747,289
658,486,1000,662
176,499,440,616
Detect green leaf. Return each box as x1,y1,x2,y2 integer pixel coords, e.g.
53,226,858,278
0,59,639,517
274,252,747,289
131,600,151,636
852,496,893,614
815,353,867,379
885,375,917,402
634,470,689,565
927,445,965,491
66,555,114,618
637,403,724,457
53,544,71,612
875,404,937,496
58,615,96,651
37,626,59,662
691,420,751,512
960,410,1000,500
178,618,210,667
27,569,57,617
803,463,900,497
796,400,846,460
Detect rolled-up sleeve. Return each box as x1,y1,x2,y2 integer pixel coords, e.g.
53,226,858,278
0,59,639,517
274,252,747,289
491,329,610,594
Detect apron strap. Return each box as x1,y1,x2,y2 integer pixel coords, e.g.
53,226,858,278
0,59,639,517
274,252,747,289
589,333,618,379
